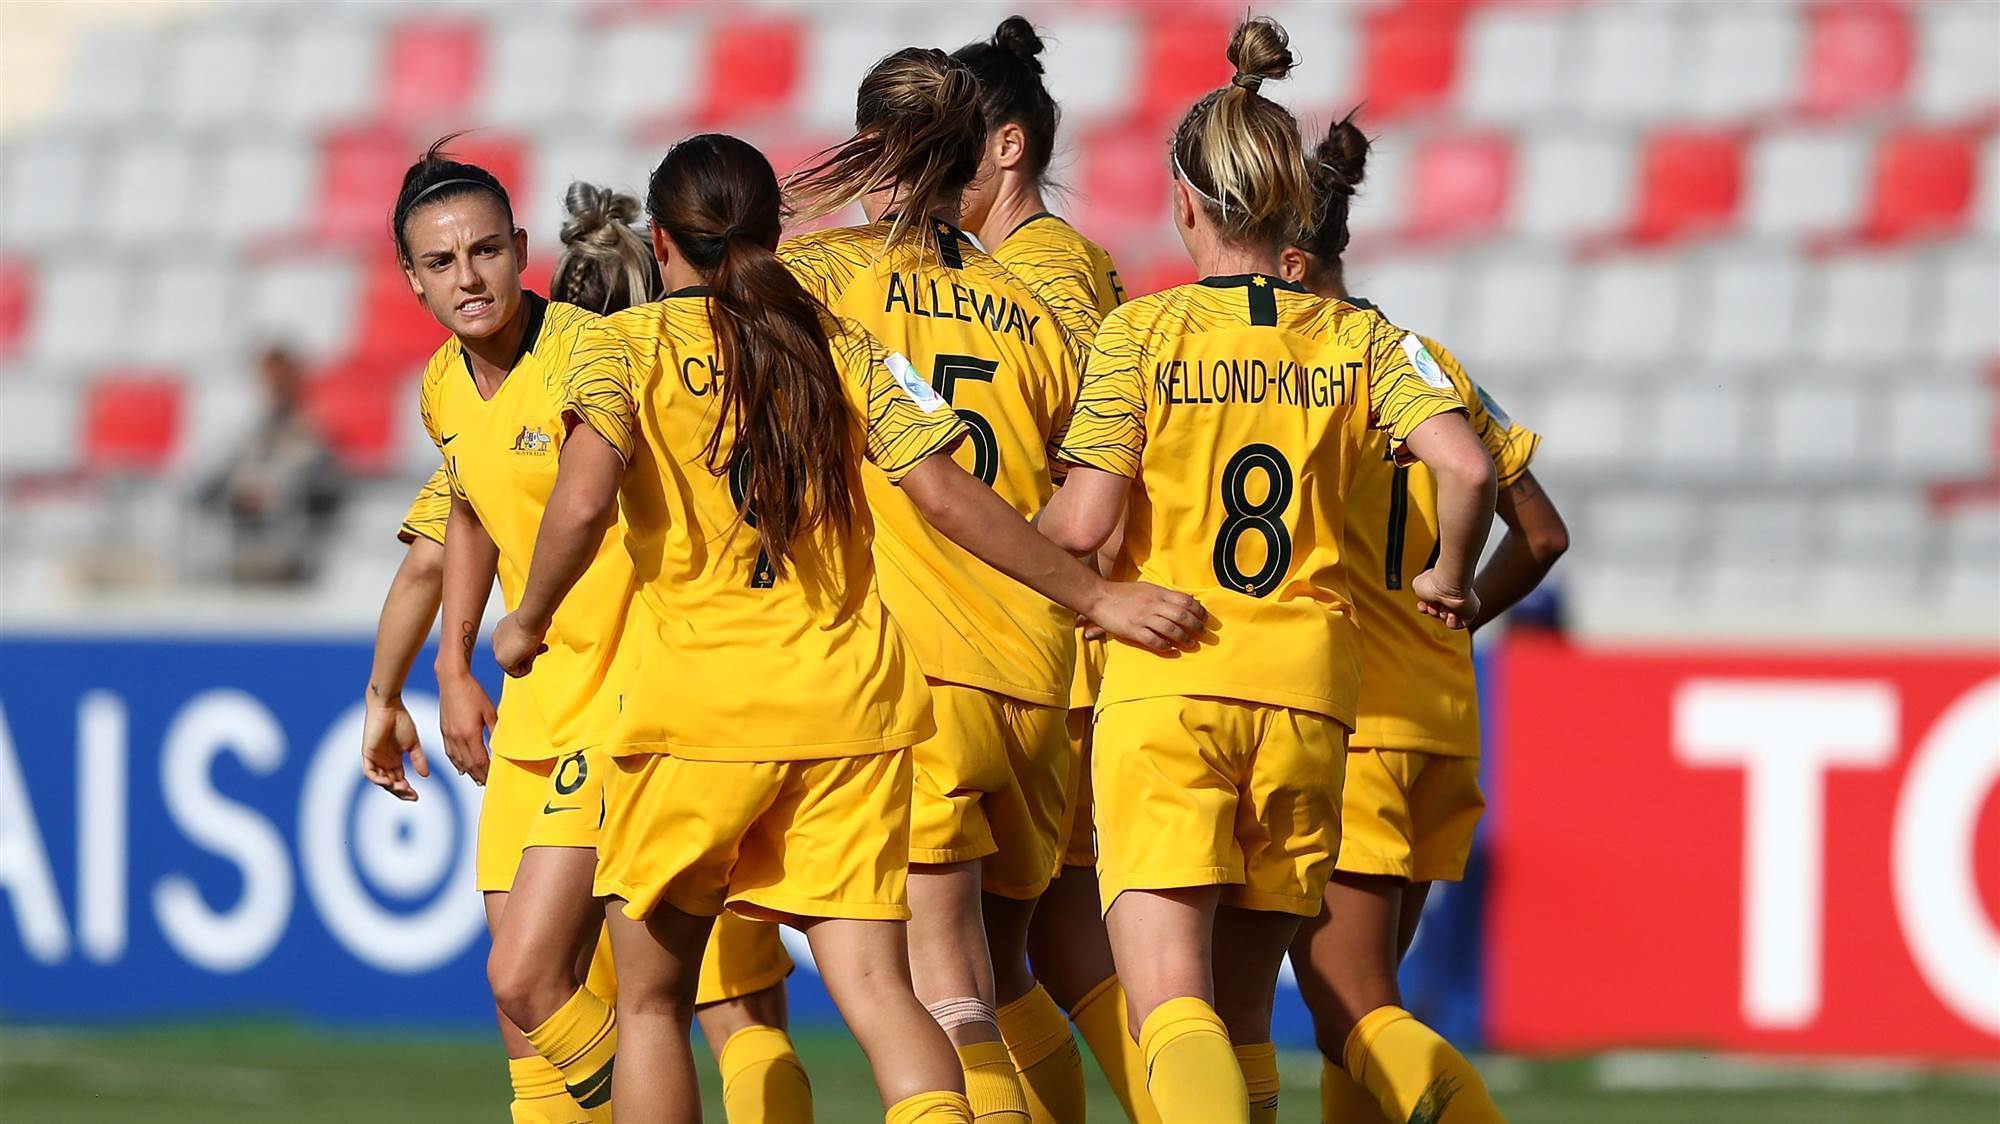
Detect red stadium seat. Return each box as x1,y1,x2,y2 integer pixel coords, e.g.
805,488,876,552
0,258,29,361
1857,128,1979,243
84,375,182,473
354,256,445,366
1403,132,1513,242
1800,2,1910,118
304,366,399,473
1623,129,1745,245
385,20,484,120
319,127,527,248
698,18,803,126
1074,125,1171,242
1362,2,1467,120
1136,12,1236,123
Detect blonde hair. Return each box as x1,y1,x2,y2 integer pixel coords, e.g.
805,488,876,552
550,181,660,314
785,47,986,249
1169,17,1313,248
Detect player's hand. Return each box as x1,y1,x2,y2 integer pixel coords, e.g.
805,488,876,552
437,672,497,785
1087,581,1207,654
491,613,549,679
1412,569,1478,631
360,697,429,802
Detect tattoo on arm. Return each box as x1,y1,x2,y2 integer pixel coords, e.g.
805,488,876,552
460,622,475,659
1508,474,1543,503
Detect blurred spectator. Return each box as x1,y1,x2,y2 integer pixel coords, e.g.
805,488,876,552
197,347,345,584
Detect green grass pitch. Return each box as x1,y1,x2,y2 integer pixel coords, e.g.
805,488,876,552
2,1022,1994,1122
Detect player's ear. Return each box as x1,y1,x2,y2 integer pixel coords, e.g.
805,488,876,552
649,221,673,270
401,255,424,300
1171,180,1199,233
1278,246,1310,284
512,227,528,270
994,123,1027,172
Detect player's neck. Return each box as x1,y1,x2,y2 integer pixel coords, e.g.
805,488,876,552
1191,241,1282,281
460,302,530,392
975,176,1047,250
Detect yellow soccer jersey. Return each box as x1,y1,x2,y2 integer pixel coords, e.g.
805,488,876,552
563,288,968,762
991,212,1126,711
780,219,1079,707
397,465,452,545
1057,274,1465,727
417,293,639,761
992,212,1124,362
1344,307,1540,756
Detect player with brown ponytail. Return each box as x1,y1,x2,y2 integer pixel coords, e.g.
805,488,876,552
1038,18,1501,1122
782,46,1116,1124
1278,112,1541,1124
494,133,1203,1124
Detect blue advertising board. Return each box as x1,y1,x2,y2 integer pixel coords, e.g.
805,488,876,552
0,634,1486,1044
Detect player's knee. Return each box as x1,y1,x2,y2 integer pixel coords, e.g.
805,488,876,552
1212,989,1275,1045
487,944,575,1031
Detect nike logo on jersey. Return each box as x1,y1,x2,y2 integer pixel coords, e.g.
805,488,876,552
441,433,457,445
543,801,578,815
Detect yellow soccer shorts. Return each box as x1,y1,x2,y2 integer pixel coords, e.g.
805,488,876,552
1060,707,1096,868
909,682,1071,899
1335,748,1484,884
1092,696,1347,917
698,911,794,1006
476,749,605,893
596,749,914,923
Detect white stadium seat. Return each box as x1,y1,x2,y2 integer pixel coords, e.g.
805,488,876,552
1685,4,1801,122
103,139,201,248
1695,250,1805,366
1767,383,1867,482
1578,256,1688,367
1651,384,1749,477
211,137,316,244
134,260,237,366
1913,1,2000,121
480,11,584,129
579,20,704,129
1811,253,1919,365
1463,257,1572,367
30,262,133,367
1456,5,1568,124
1345,256,1458,348
0,133,95,248
1570,2,1685,123
267,22,380,129
243,257,362,363
0,379,82,478
1036,14,1142,129
1509,131,1636,242
162,23,269,128
1929,248,2000,362
1887,384,1997,479
1746,130,1868,239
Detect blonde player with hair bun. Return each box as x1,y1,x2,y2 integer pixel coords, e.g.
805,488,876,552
1038,17,1501,1122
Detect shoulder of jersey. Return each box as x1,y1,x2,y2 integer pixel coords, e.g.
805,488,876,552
778,225,882,293
419,334,461,396
538,298,604,351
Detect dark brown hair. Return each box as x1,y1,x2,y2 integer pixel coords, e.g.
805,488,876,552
1296,110,1370,294
648,134,854,577
391,133,515,262
785,47,986,249
550,181,661,314
1169,17,1313,247
953,16,1059,181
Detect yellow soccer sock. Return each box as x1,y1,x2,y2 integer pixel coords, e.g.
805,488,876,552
1233,1041,1279,1124
955,1040,1031,1123
508,1055,586,1124
1344,1005,1505,1124
997,985,1085,1124
1322,1055,1393,1123
1138,997,1249,1124
523,986,618,1123
886,1091,976,1124
718,1024,814,1124
583,924,618,1008
1068,975,1160,1124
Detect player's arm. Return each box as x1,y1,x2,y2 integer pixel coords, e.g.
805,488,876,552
1400,412,1497,631
899,454,1204,654
361,535,443,801
1469,470,1567,631
1037,466,1129,557
436,495,500,784
492,426,623,676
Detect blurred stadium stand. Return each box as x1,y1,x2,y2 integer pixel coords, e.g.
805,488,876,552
1,0,1995,638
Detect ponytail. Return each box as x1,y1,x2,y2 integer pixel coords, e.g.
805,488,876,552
551,181,661,315
1169,17,1314,248
1295,110,1371,290
647,134,855,577
785,47,986,251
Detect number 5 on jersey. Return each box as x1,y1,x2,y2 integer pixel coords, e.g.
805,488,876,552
932,354,1000,485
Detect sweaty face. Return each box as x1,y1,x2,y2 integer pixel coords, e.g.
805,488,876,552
400,194,526,342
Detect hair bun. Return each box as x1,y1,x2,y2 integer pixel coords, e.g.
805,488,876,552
560,181,643,249
1314,109,1370,198
992,16,1046,72
1225,16,1296,89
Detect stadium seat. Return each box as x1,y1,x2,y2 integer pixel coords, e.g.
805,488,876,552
1403,132,1513,243
582,18,704,134
1854,128,1979,243
30,262,132,367
1462,256,1571,367
1931,249,2000,363
1360,2,1465,121
1888,383,1997,479
1532,385,1629,475
1912,1,2000,121
1623,129,1745,245
1767,383,1866,482
1702,493,1811,601
1343,132,1412,245
799,19,909,130
1577,256,1687,366
0,258,30,360
698,18,804,125
246,256,363,364
1455,4,1565,124
1685,4,1800,123
163,22,266,128
1073,125,1171,242
383,19,484,120
0,379,81,478
213,137,317,245
1259,0,1355,117
1571,1,1681,123
1346,255,1458,347
1811,252,1918,365
84,376,183,474
1510,132,1636,243
0,133,94,247
1584,488,1698,562
1825,491,1929,565
1135,12,1236,124
1745,129,1868,238
1695,250,1805,366
304,367,400,473
55,23,158,128
478,10,584,128
133,261,235,366
268,21,380,129
1800,1,1910,118
1651,384,1749,478
103,140,199,249
1983,132,2000,237
1037,14,1143,128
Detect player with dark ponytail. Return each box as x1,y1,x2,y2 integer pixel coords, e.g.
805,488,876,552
493,132,1202,1124
1278,112,1552,1124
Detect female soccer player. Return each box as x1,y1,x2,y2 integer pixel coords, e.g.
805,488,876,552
1279,114,1565,1124
485,132,1202,1124
952,17,1147,1121
1036,18,1500,1123
781,46,1089,1124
